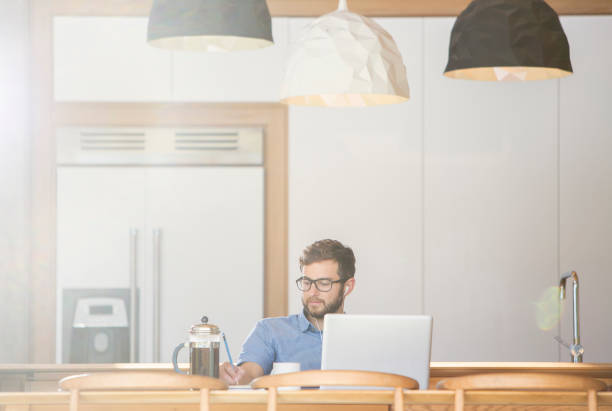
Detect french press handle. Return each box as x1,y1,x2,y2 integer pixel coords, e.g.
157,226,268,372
172,342,188,375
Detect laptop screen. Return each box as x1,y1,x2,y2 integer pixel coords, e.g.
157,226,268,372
321,314,433,389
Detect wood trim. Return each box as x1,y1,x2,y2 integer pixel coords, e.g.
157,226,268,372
53,102,289,318
29,0,56,364
31,0,288,363
261,107,289,319
270,0,612,16
29,102,289,361
49,0,612,17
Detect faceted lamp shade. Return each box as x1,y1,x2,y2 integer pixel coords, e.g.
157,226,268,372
147,0,273,52
281,2,410,106
444,0,572,81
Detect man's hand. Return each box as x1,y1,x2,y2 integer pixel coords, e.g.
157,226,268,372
219,362,245,385
219,361,264,385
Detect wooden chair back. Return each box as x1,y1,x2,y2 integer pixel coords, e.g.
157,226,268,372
436,372,607,411
59,371,228,411
251,369,419,411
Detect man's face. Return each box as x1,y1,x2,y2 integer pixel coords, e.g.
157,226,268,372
301,259,347,319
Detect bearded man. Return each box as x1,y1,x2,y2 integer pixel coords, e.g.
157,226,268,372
219,239,356,385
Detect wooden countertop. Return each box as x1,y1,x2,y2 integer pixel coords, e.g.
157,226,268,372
2,362,612,392
1,363,611,410
2,362,612,379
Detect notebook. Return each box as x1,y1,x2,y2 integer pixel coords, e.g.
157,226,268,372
321,314,433,389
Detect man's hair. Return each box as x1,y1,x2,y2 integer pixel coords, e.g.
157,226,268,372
299,239,356,281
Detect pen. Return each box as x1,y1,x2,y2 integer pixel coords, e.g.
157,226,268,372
222,333,234,367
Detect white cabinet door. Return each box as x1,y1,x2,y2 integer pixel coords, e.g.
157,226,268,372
559,16,612,363
54,17,173,101
423,18,559,361
56,167,147,361
288,18,424,317
57,166,264,363
145,167,264,363
172,18,288,102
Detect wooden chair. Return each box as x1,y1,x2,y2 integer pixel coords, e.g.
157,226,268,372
58,371,228,411
436,372,607,411
251,369,419,411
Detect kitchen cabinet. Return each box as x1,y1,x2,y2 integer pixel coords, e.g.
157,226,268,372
172,18,288,102
53,16,288,102
56,166,263,363
559,16,612,362
287,18,424,317
422,18,559,362
53,17,173,101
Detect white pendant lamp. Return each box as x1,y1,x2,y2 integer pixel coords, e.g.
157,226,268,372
280,0,410,106
147,0,273,52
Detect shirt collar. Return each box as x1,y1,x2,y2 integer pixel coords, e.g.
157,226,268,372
298,310,317,333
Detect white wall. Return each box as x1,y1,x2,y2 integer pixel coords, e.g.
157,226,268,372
422,18,559,361
559,16,612,362
288,17,424,319
0,0,30,363
288,16,612,363
51,15,612,363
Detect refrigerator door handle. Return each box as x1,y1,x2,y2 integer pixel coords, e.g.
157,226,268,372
153,228,161,362
129,228,138,362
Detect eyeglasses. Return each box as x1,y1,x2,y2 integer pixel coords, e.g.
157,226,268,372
296,276,345,292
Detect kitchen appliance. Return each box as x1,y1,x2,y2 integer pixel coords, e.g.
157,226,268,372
172,316,221,377
56,126,264,363
63,289,136,363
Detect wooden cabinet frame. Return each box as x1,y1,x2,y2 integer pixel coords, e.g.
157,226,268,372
29,1,287,363
42,0,612,16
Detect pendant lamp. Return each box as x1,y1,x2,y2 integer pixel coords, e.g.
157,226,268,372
444,0,572,81
147,0,273,52
280,0,410,106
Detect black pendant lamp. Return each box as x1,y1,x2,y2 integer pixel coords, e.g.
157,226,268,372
147,0,273,52
444,0,572,81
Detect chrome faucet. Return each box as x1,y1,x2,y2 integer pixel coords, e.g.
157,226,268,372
555,271,583,363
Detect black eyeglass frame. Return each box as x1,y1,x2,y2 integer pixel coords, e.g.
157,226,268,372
295,276,346,292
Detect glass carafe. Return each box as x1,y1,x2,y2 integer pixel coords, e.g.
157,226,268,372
172,316,221,377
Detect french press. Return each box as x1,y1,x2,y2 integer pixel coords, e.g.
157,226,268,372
172,316,221,377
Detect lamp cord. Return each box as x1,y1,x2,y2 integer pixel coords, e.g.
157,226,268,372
314,318,323,343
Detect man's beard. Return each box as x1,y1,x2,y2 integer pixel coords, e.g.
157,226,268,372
302,290,344,320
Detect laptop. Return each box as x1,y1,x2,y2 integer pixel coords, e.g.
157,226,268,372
321,314,433,389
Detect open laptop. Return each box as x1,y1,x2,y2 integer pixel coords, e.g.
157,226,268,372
321,314,433,389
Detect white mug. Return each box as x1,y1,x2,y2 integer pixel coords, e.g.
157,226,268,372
271,362,301,390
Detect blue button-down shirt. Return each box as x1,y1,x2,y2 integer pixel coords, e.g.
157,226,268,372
237,312,322,375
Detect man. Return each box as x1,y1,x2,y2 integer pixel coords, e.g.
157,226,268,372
220,239,356,385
